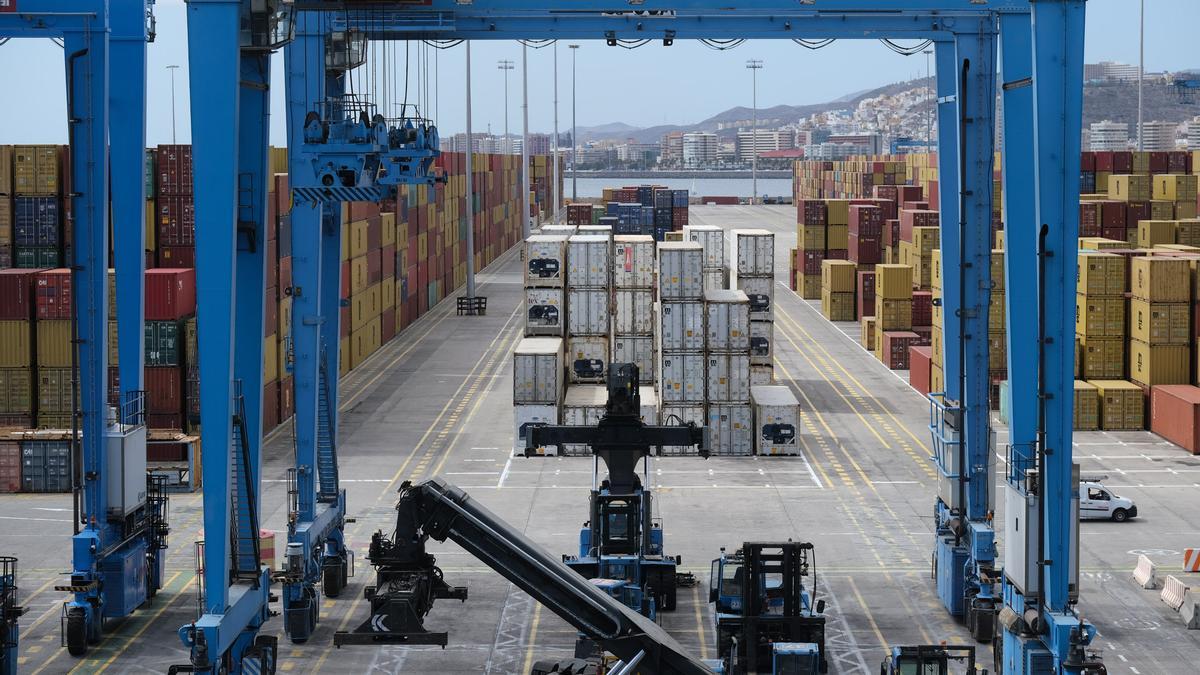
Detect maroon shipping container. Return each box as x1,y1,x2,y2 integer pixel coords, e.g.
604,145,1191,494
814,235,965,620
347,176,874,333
912,326,932,345
279,376,294,421
1100,226,1129,243
1079,151,1096,172
348,202,381,221
340,305,351,337
897,185,923,203
158,245,195,269
264,286,278,338
1099,201,1127,229
1110,151,1133,173
265,236,278,290
1079,202,1101,238
801,249,824,276
0,442,20,493
872,185,899,202
899,209,939,243
278,256,292,291
381,308,397,343
367,249,382,284
796,199,828,226
1093,151,1114,172
156,145,194,195
262,382,280,431
382,244,396,281
156,195,195,246
35,268,72,320
909,346,933,396
883,219,901,248
0,269,39,320
1168,151,1188,173
847,233,881,265
145,268,196,320
826,249,849,261
912,291,933,327
107,367,120,407
147,442,189,463
146,413,184,431
848,205,884,237
1150,385,1200,454
881,331,921,370
145,366,183,415
1125,201,1151,228
857,270,876,319
278,214,292,258
901,200,930,211
1148,152,1170,174
340,260,350,297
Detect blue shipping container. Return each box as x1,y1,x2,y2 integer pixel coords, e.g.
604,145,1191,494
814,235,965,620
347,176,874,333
20,440,71,493
13,196,61,247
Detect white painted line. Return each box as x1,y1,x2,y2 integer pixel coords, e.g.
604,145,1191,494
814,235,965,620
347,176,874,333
444,472,500,476
496,456,513,488
471,446,500,450
799,450,824,489
1117,655,1128,662
870,480,920,485
463,458,498,463
0,515,73,523
263,478,390,483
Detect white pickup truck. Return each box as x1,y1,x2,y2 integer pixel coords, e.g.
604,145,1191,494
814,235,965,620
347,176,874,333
1079,476,1138,522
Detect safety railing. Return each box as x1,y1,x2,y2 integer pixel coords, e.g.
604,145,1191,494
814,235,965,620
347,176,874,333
927,392,961,480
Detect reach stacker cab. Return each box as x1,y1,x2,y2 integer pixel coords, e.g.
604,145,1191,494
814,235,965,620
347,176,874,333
880,644,981,675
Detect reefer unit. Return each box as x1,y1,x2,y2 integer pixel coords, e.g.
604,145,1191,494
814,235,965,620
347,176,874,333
706,353,751,403
657,241,704,300
614,289,655,335
659,404,706,456
567,234,612,288
562,384,609,454
566,335,609,384
707,403,754,456
526,287,565,336
515,404,559,457
750,364,775,386
613,336,655,384
683,224,726,269
513,337,564,405
567,288,611,336
658,301,705,352
612,235,656,288
731,229,775,277
750,321,773,365
734,275,774,321
752,385,800,455
525,234,568,287
658,352,706,404
704,289,751,352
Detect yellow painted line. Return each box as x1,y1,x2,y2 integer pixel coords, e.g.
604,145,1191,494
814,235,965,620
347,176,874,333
86,572,193,675
692,583,709,660
17,576,64,641
846,576,888,649
521,602,543,675
337,306,453,412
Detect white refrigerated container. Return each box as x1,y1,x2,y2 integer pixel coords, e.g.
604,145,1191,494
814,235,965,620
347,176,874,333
752,385,800,455
750,364,775,386
730,228,775,277
567,288,611,336
702,267,728,293
614,288,655,335
658,301,705,352
612,235,657,288
514,404,559,457
561,385,608,455
613,336,655,384
659,404,706,456
567,234,612,288
683,224,726,268
566,335,609,383
750,320,772,365
704,289,751,352
658,352,706,404
707,403,754,456
734,275,774,321
638,386,658,425
524,234,569,287
513,337,564,405
525,287,565,336
706,352,751,403
657,241,704,300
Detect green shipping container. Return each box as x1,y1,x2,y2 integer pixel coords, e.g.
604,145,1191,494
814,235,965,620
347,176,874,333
0,368,33,413
14,246,60,268
184,317,198,365
38,367,77,413
144,149,157,197
145,320,182,367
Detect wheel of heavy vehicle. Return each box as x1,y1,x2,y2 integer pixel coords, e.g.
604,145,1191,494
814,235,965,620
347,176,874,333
323,560,345,598
65,609,88,657
1112,508,1129,522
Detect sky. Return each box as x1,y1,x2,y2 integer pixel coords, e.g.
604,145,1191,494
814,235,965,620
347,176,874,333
0,0,1195,145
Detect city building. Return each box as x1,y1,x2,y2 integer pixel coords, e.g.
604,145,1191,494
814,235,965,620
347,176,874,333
1139,121,1179,151
735,129,796,162
526,133,551,155
1089,120,1129,151
824,132,883,155
1188,117,1200,150
659,132,684,166
681,132,719,168
803,142,864,160
616,142,660,165
1084,61,1141,82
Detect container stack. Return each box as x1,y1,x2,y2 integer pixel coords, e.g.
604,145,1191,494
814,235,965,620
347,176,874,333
657,241,706,455
612,235,657,385
155,144,195,268
732,229,776,386
524,233,569,337
751,385,801,456
874,264,916,370
847,204,884,269
512,336,565,457
683,224,727,292
0,269,36,427
820,260,856,322
791,199,828,299
704,288,753,456
1076,252,1127,381
34,269,75,428
0,147,10,268
565,234,611,388
141,268,197,431
12,146,63,269
1127,257,1191,392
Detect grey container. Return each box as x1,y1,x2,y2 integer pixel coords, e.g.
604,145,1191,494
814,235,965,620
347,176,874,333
750,320,773,365
684,224,726,269
734,274,774,321
526,287,565,336
524,234,569,288
566,335,609,384
612,336,655,384
659,404,707,456
706,352,751,403
614,288,655,335
567,288,611,336
21,440,71,493
751,364,775,386
567,234,612,288
704,289,751,352
612,235,656,289
752,385,801,456
562,385,608,455
658,301,705,352
702,268,728,293
731,228,775,277
657,241,704,300
658,352,706,404
708,403,754,456
513,337,564,405
514,403,559,457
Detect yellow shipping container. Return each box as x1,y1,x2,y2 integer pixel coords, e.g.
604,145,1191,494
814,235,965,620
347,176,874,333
12,145,59,195
1130,256,1191,302
264,335,278,383
1178,201,1199,220
381,277,396,310
995,231,1005,250
1137,220,1176,248
1152,174,1199,203
381,212,396,247
1128,340,1189,387
1149,200,1176,220
350,255,369,295
797,225,826,251
820,289,856,321
912,226,939,252
1079,337,1125,380
991,250,1005,290
826,200,850,226
339,337,350,377
876,298,913,331
826,225,848,250
1109,174,1151,202
1074,380,1099,431
36,319,72,367
1074,294,1125,338
801,274,821,300
1091,380,1144,431
108,321,119,366
278,295,292,339
988,332,1006,370
350,316,383,369
1129,299,1189,345
989,294,1005,331
931,363,944,393
1076,252,1126,296
821,260,857,293
0,321,33,368
349,219,370,258
861,316,876,351
1176,219,1200,247
876,264,914,299
931,249,942,291
0,146,10,193
1078,237,1127,251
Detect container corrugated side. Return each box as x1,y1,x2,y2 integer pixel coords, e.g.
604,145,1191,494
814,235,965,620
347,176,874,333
612,236,656,288
658,301,704,352
683,225,725,268
0,320,32,367
513,337,564,405
750,364,774,386
562,384,608,454
704,289,750,352
567,235,611,288
567,288,611,336
0,442,20,493
659,352,705,404
702,268,728,293
514,404,559,457
731,229,774,277
638,386,658,424
706,353,751,403
35,319,72,367
566,335,609,383
708,403,754,456
658,242,704,300
37,367,76,413
0,368,32,414
614,289,654,335
660,404,706,455
612,336,655,384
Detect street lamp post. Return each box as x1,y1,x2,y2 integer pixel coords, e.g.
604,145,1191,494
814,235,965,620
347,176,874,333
746,59,763,204
465,42,476,298
569,44,579,202
166,64,180,144
923,50,933,150
521,44,531,237
1138,0,1144,151
498,60,514,154
552,42,560,224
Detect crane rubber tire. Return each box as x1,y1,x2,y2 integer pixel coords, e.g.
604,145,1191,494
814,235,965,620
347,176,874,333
323,561,345,598
66,610,88,657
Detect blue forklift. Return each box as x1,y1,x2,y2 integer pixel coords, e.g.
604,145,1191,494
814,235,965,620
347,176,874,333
708,541,827,674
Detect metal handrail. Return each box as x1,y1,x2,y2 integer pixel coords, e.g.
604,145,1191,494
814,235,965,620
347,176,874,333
927,391,962,479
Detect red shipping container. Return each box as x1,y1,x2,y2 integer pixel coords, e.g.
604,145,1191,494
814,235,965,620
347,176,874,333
35,268,72,320
909,346,933,395
382,307,397,343
899,209,939,243
1110,151,1133,173
1168,151,1188,173
157,195,196,246
156,144,193,195
1098,201,1126,229
847,233,881,265
279,376,294,421
872,185,899,202
0,443,21,493
882,331,921,370
901,200,929,211
265,236,278,289
273,174,290,215
348,202,381,221
278,214,292,258
158,245,195,268
912,326,932,345
367,215,382,251
912,291,933,327
1125,201,1150,228
264,286,278,338
796,199,829,226
1100,225,1129,243
826,249,849,261
1079,202,1101,238
848,205,884,237
262,382,280,431
146,413,184,431
145,366,183,415
382,244,396,281
897,185,923,203
278,256,292,291
367,249,382,284
1079,151,1096,172
1150,385,1200,454
1148,152,1169,174
0,269,39,319
107,366,121,407
857,270,876,319
145,268,196,320
147,442,188,463
340,260,350,297
1094,151,1114,172
340,305,351,337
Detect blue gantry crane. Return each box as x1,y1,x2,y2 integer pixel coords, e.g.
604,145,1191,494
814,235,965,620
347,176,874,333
1,557,24,675
180,2,1099,673
0,0,168,659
